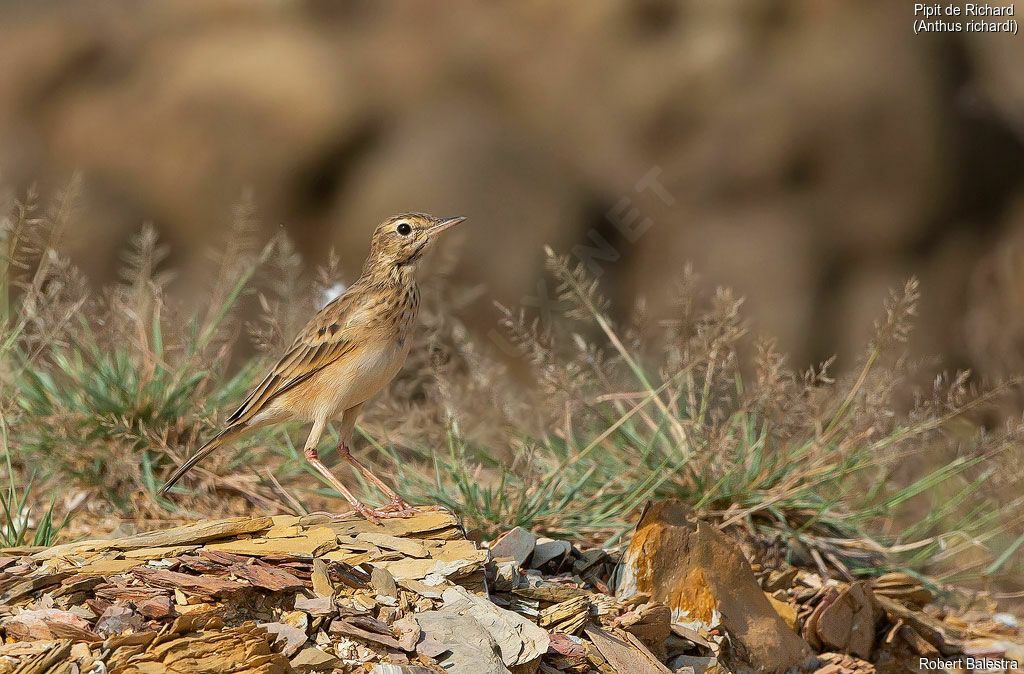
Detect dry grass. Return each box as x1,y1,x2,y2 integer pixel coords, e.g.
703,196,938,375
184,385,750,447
1,184,1022,598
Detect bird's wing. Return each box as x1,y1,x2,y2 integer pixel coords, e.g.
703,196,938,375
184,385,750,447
225,291,368,426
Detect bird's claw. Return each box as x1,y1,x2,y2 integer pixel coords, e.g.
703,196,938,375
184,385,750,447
358,503,415,522
362,500,448,521
316,501,446,525
377,499,413,513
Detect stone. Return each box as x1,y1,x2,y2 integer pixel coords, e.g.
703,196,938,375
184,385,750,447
357,532,429,558
104,621,288,672
290,646,340,672
371,665,435,674
231,561,305,592
767,594,799,631
616,602,672,655
584,624,672,674
281,610,309,632
136,595,176,620
440,585,549,670
132,567,248,599
415,610,510,674
393,615,421,652
493,560,522,591
95,605,144,637
293,596,335,616
538,595,591,635
30,517,274,560
326,510,463,539
329,617,401,649
667,655,720,674
616,500,814,673
871,572,933,606
489,527,536,566
205,526,337,558
427,539,485,563
803,583,879,659
2,608,96,641
74,558,145,575
378,557,483,583
529,538,571,569
262,621,308,657
370,565,399,598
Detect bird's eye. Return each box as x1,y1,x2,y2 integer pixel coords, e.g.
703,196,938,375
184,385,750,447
396,223,412,236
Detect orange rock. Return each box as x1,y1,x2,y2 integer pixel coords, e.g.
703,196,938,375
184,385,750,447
617,500,814,674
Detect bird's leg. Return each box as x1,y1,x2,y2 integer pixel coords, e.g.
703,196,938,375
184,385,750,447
302,420,387,524
336,440,417,515
336,441,445,515
304,444,385,523
333,406,442,518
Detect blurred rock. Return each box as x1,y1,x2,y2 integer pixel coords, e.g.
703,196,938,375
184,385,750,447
801,583,880,660
372,665,435,674
815,651,877,674
666,654,720,674
0,1,1022,382
870,572,933,607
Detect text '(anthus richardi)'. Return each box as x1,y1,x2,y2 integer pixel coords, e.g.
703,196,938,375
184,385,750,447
913,3,1019,33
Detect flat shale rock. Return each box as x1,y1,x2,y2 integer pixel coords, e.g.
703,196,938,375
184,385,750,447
326,510,464,539
133,567,249,599
585,623,672,674
1,608,97,642
530,537,571,569
667,654,722,674
290,646,341,672
358,532,430,558
489,527,536,566
107,620,289,673
113,517,276,549
261,621,308,657
30,517,275,561
415,610,510,674
0,510,482,671
440,585,549,670
617,499,814,673
371,665,437,674
802,582,879,659
205,525,338,558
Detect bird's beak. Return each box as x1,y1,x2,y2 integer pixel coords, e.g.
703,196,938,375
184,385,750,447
426,216,467,236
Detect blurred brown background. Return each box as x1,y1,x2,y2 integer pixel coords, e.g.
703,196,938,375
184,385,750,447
2,0,1024,376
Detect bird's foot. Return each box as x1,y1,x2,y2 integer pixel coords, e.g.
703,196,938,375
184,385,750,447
367,499,447,519
355,503,419,522
376,498,414,513
313,502,446,524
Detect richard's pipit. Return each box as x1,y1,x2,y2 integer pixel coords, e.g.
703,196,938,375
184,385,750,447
159,213,467,521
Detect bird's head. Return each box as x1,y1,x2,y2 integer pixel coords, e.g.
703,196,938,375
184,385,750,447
364,213,466,274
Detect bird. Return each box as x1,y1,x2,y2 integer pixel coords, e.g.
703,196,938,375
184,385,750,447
159,213,467,522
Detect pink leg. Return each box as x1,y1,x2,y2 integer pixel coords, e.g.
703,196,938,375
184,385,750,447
336,441,438,517
304,444,386,524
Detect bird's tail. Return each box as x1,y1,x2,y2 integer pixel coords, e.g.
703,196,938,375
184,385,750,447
159,424,250,496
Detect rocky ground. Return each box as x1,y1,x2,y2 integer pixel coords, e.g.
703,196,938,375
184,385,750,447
0,501,1020,674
